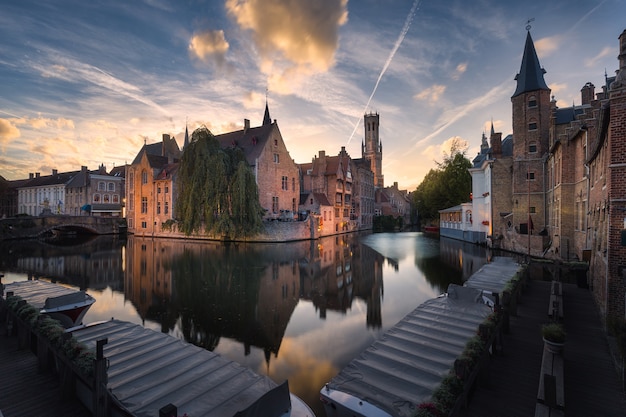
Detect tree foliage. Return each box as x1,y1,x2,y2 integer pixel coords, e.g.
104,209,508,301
175,127,264,238
412,144,472,225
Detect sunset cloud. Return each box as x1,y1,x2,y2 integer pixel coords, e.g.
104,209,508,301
452,62,467,80
414,85,446,102
535,35,561,58
189,29,230,65
226,0,348,92
0,119,20,149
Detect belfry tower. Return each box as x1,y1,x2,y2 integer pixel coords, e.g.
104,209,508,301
362,112,384,188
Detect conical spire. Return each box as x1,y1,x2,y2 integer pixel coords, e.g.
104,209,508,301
263,100,271,126
512,31,549,97
183,124,189,148
490,119,495,137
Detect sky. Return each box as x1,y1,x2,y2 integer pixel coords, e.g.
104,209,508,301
1,0,624,190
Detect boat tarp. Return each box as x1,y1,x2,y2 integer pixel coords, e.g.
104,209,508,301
71,320,292,417
3,280,87,310
326,284,491,417
464,256,521,294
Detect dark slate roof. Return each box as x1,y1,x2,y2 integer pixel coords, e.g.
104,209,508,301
512,31,549,98
314,192,332,206
555,106,588,125
110,165,126,178
65,169,92,188
472,152,488,168
263,102,272,126
19,171,79,188
501,134,513,156
214,123,276,166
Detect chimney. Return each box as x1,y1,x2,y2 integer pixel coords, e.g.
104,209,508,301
244,119,250,133
35,172,40,178
52,169,58,176
581,82,595,105
394,181,398,189
491,132,503,156
319,150,325,159
162,133,170,141
81,165,88,173
29,173,34,179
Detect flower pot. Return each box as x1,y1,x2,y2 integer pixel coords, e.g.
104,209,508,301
543,337,564,354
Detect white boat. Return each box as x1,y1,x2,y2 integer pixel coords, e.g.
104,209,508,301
3,280,95,328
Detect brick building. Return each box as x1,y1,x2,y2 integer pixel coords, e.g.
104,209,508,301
126,104,301,236
481,28,626,322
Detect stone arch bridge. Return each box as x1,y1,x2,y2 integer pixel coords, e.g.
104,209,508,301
0,215,127,240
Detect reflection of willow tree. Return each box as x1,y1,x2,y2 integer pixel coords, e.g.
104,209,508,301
175,127,264,238
415,255,463,294
172,245,266,351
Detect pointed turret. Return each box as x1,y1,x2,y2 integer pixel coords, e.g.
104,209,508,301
490,119,495,137
512,31,549,97
183,124,189,149
263,101,272,126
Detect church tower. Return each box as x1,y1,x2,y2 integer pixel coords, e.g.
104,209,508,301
362,112,384,188
511,30,551,235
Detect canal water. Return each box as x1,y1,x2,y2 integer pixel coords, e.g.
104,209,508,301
0,232,493,416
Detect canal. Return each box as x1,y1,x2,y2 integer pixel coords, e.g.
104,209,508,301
0,232,493,416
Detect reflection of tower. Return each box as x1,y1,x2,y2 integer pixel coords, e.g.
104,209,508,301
362,112,384,188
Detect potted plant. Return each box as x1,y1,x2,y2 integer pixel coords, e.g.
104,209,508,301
542,322,566,354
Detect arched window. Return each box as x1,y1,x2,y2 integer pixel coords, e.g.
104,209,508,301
528,95,537,108
141,170,148,184
528,118,538,131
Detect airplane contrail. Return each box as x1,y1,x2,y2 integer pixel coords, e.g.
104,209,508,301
346,0,422,145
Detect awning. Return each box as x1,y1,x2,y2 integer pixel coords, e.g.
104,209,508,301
81,204,91,212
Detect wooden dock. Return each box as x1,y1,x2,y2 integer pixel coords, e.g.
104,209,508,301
461,280,626,417
0,322,91,417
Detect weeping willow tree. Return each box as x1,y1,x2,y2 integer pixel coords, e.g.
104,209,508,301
175,127,264,238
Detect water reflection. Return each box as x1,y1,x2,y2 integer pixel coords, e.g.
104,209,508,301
0,232,492,417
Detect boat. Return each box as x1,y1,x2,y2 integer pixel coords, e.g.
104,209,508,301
422,225,440,234
320,284,492,417
70,319,315,417
3,280,95,328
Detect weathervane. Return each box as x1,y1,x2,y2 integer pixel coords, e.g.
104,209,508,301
526,18,535,31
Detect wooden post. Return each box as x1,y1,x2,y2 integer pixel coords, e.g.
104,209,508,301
159,403,178,417
94,338,109,417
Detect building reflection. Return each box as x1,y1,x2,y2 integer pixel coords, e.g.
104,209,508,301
0,236,125,291
124,234,385,367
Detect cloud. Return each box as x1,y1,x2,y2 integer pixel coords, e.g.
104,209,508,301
414,85,446,102
0,119,21,149
585,46,613,68
420,136,468,164
189,29,230,65
226,0,348,93
452,62,467,80
243,91,266,109
25,116,75,130
535,35,561,58
549,82,567,95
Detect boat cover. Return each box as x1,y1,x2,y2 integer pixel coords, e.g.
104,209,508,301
464,256,520,294
325,284,491,417
3,280,92,309
71,320,293,417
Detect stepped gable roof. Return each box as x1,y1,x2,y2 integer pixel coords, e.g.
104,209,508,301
214,123,275,166
512,31,549,98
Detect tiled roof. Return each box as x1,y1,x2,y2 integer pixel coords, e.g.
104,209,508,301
214,123,275,166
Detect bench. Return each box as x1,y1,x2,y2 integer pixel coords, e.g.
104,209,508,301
548,281,563,320
535,344,565,416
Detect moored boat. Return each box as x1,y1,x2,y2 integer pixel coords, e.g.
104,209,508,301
3,279,95,328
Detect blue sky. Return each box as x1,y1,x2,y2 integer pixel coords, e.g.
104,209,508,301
1,0,624,189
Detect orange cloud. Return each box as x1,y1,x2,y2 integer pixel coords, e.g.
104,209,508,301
226,0,348,93
452,62,467,80
535,35,561,58
189,29,230,64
